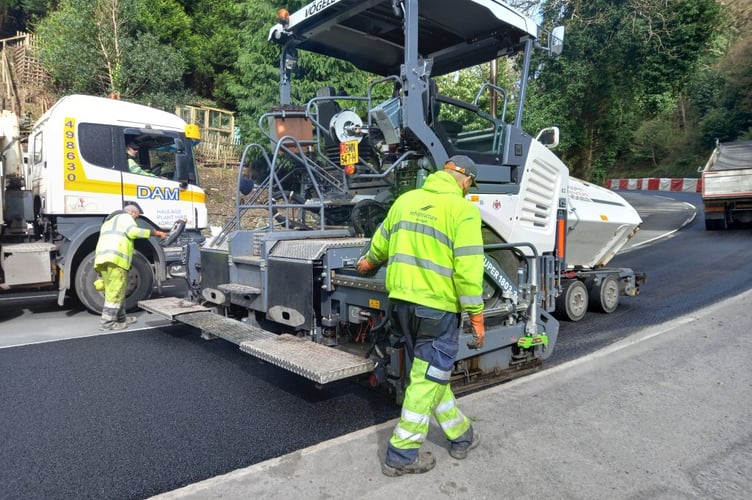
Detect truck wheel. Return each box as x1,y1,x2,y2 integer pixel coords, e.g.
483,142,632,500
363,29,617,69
588,275,619,313
556,280,588,322
74,250,154,314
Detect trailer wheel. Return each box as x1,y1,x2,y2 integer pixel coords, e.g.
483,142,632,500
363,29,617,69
74,250,154,314
556,280,588,322
588,275,619,314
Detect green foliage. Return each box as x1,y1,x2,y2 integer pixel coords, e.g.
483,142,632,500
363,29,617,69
222,1,373,145
692,36,752,144
219,2,284,144
122,33,188,110
0,0,54,34
15,0,752,179
134,0,191,42
535,0,723,180
435,62,518,128
174,0,244,104
35,0,189,109
630,115,676,166
35,0,103,93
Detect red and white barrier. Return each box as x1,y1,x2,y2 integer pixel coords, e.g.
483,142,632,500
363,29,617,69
604,177,702,193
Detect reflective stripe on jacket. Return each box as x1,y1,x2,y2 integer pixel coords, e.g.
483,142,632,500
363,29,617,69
128,158,156,177
366,170,484,314
94,213,152,270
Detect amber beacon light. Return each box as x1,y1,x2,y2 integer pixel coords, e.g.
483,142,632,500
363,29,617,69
278,8,290,26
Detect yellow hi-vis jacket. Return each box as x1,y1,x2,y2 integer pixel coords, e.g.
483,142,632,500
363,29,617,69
365,170,484,314
94,211,152,271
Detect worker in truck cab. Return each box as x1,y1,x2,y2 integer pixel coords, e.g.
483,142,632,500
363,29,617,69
126,143,157,177
94,204,167,331
357,155,486,476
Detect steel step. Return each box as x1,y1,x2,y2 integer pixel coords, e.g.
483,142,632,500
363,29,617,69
180,312,277,345
139,297,211,320
240,335,374,385
140,297,275,345
217,283,262,295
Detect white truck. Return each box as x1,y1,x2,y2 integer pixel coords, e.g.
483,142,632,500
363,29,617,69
700,140,752,230
0,94,208,311
141,0,644,401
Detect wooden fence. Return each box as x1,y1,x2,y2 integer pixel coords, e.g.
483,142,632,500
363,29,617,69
0,32,53,122
176,104,241,167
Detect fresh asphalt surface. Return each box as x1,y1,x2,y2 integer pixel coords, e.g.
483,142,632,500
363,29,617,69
1,192,750,499
1,327,398,499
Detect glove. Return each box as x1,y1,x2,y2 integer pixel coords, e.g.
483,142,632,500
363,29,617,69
356,257,378,276
153,230,168,239
467,312,485,350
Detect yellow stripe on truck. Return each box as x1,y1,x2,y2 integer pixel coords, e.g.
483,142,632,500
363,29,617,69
62,116,206,204
65,177,207,203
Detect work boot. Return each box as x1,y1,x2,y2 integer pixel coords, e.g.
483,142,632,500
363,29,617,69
106,322,128,330
450,431,480,459
381,451,436,477
100,321,128,331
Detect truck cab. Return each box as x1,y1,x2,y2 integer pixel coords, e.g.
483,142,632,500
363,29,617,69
28,95,206,231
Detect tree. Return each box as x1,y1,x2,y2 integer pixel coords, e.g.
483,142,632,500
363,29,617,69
223,1,372,144
0,0,55,36
175,0,244,105
35,0,188,109
692,33,752,143
532,0,723,179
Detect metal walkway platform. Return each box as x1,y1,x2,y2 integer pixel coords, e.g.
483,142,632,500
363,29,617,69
240,335,374,385
139,297,211,320
139,297,374,384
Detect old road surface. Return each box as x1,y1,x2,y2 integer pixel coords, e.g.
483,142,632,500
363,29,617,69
1,191,750,499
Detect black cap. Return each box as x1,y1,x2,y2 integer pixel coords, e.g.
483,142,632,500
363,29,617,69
444,155,478,186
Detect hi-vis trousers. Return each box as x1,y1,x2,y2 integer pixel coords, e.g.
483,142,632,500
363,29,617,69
385,301,474,466
98,262,128,328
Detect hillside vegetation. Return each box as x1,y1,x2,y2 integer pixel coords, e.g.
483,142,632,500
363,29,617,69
0,0,750,182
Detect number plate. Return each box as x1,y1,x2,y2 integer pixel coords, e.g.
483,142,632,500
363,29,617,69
339,140,358,165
